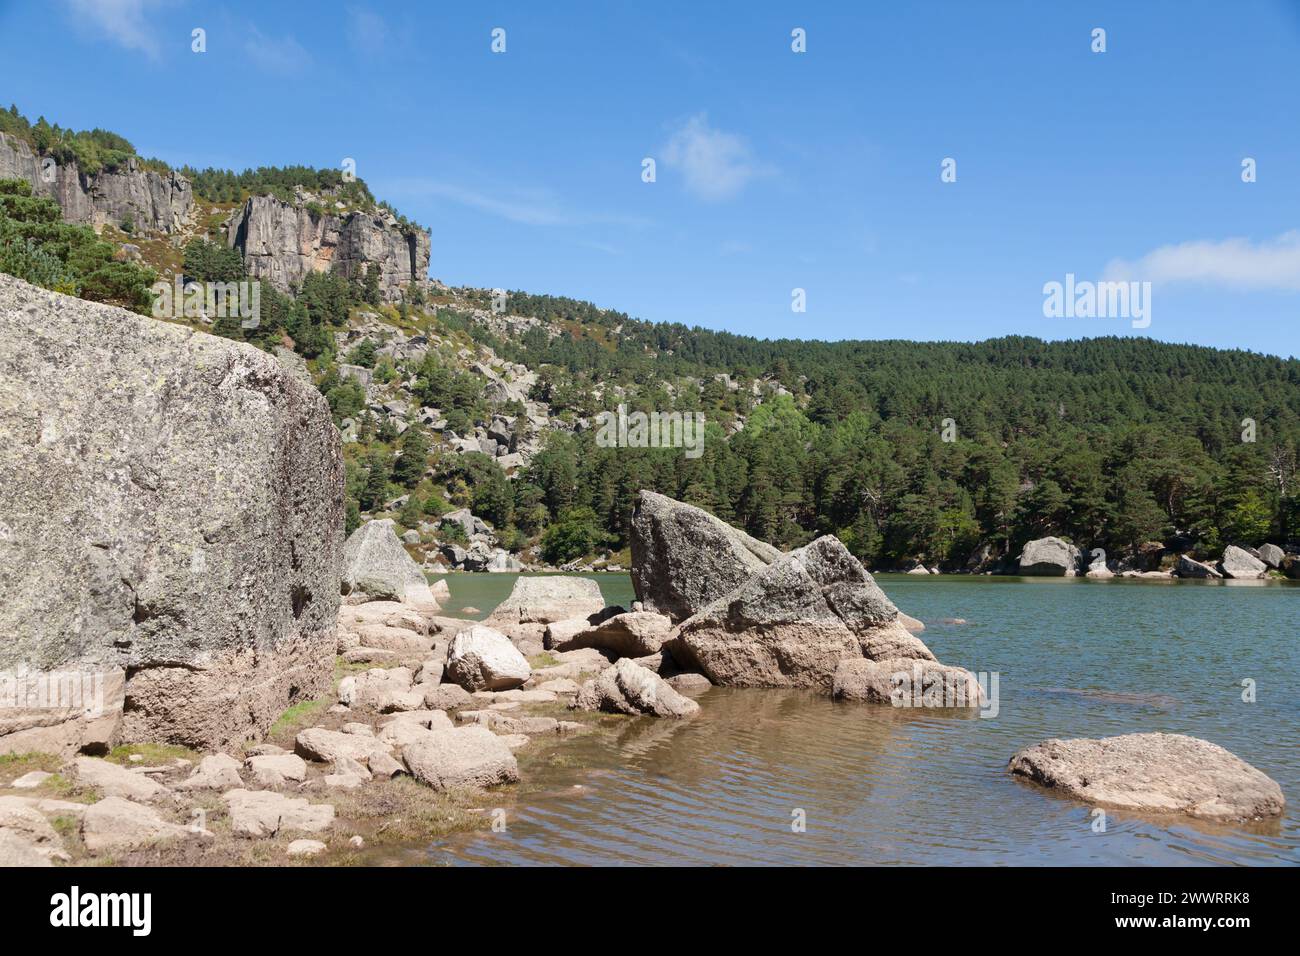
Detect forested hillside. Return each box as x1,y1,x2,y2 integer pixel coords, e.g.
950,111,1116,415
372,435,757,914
2,101,1296,571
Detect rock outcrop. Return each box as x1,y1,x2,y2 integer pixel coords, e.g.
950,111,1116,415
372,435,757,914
0,131,193,233
341,519,439,611
671,535,933,689
1008,733,1285,823
630,490,781,621
1219,545,1267,579
0,275,343,753
227,194,430,302
1016,537,1080,576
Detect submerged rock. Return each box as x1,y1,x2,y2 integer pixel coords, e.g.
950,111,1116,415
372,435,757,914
1008,732,1285,823
630,490,781,621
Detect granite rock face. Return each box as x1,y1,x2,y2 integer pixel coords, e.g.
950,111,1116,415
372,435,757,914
1017,537,1081,576
630,490,782,621
227,195,430,302
1219,545,1267,580
341,519,438,610
0,131,193,233
0,275,343,752
1009,732,1285,823
671,536,932,689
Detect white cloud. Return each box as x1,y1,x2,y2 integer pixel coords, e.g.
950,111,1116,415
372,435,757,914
244,27,311,74
1104,231,1300,291
661,113,770,202
65,0,162,60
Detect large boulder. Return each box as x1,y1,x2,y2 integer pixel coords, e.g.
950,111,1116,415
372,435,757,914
552,611,674,657
484,575,605,628
630,490,781,621
1175,554,1222,579
1219,545,1267,580
572,659,700,718
342,519,439,610
81,796,206,853
445,625,532,691
1016,537,1081,576
1257,543,1284,569
0,276,342,752
401,726,519,790
1008,733,1285,823
671,536,933,689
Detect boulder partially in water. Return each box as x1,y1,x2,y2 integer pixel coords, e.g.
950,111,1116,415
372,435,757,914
1219,545,1267,580
833,658,983,708
630,490,781,621
484,575,605,629
671,536,934,689
0,275,342,753
1008,732,1285,823
572,658,700,718
1175,554,1222,579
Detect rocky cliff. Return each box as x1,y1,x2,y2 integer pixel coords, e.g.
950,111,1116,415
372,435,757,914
0,131,193,233
0,273,344,753
227,194,431,301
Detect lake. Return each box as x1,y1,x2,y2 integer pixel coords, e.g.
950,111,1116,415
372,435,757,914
424,572,1300,866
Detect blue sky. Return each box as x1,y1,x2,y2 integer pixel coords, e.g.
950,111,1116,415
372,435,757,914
3,0,1299,357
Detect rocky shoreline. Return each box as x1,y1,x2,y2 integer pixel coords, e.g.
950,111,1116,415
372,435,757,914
2,492,1286,866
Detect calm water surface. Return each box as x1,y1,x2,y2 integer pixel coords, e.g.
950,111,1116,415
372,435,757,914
420,572,1299,866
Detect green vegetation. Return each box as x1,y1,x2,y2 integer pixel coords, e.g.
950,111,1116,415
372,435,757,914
0,178,156,310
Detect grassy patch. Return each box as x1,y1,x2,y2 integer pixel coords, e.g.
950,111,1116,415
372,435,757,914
0,751,63,784
269,698,328,738
325,776,494,846
106,743,201,766
528,652,561,669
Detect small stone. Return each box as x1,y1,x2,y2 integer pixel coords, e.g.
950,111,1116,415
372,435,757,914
287,838,327,857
